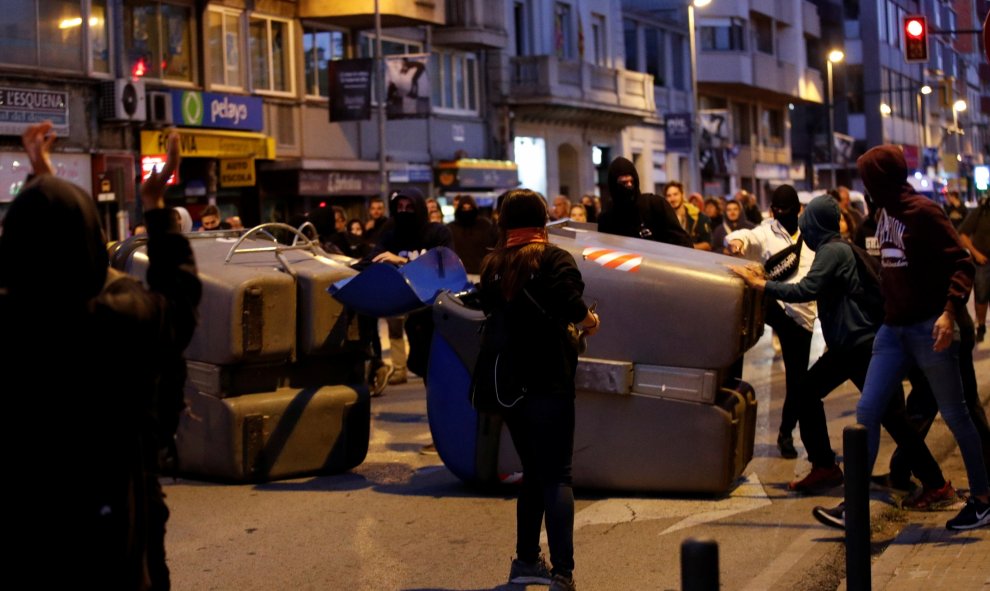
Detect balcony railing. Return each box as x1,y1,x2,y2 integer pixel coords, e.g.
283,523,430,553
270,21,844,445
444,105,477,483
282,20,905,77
510,55,656,118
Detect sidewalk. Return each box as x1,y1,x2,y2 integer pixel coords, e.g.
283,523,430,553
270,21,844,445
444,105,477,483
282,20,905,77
869,506,990,590
837,381,990,590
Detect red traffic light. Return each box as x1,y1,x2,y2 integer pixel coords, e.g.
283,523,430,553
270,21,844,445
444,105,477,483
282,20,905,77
903,15,928,62
905,18,925,38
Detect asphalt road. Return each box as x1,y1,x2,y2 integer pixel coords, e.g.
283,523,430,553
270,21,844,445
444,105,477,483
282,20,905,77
165,325,990,591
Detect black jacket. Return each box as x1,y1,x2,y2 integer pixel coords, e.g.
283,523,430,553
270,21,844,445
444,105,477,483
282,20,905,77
598,157,693,248
479,246,589,396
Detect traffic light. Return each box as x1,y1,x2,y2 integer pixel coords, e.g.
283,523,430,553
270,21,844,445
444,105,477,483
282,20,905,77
903,15,928,63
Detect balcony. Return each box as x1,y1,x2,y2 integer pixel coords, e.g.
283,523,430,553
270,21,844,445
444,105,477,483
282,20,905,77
697,51,821,104
508,56,656,125
431,0,507,49
299,0,445,27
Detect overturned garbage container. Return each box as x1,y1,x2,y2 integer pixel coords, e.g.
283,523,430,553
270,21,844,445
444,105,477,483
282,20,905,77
112,224,371,482
427,223,764,494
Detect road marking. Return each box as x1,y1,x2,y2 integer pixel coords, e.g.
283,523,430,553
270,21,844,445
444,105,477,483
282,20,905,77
544,474,771,546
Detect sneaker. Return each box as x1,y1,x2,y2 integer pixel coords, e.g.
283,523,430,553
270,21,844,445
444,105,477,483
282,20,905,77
549,573,577,591
789,464,844,493
945,497,990,530
777,433,798,459
870,473,918,494
508,556,552,585
977,325,986,343
370,364,394,397
903,480,956,511
812,502,845,530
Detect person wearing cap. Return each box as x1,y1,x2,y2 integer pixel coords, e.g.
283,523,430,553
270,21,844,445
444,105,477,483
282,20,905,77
597,157,693,247
727,185,817,459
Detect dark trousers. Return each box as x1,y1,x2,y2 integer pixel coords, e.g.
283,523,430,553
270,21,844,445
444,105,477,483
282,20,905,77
890,310,990,482
504,395,576,578
764,303,813,436
798,338,945,488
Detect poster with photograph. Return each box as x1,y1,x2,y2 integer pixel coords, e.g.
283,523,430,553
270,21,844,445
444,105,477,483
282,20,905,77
329,58,373,122
385,54,431,119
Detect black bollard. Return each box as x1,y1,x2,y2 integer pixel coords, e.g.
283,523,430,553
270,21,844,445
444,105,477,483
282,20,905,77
681,537,719,591
844,424,870,591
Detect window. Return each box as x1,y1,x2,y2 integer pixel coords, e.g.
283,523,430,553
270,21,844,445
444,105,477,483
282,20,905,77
90,0,110,74
671,33,686,90
644,28,665,86
1,0,110,72
624,19,638,70
359,35,421,57
208,7,242,88
591,13,606,66
125,1,195,82
432,50,479,113
249,15,292,94
554,3,573,60
846,65,863,113
302,27,346,97
732,102,751,145
752,13,773,55
700,18,746,51
514,1,531,56
761,107,784,147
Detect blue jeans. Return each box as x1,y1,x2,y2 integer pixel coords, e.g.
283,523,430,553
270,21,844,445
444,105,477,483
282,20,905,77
857,316,989,496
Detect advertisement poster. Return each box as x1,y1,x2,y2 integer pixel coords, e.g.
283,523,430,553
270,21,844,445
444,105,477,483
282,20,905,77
385,54,430,119
329,58,373,122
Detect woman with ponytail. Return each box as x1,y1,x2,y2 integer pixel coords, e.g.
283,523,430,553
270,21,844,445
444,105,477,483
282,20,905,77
479,189,599,591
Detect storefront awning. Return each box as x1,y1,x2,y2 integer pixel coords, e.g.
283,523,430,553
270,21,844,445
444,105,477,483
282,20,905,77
140,129,275,160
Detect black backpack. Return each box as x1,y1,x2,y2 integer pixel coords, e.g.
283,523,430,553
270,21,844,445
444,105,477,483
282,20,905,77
470,300,524,413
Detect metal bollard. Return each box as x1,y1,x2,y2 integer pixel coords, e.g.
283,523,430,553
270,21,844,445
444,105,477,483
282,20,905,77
681,537,719,591
844,424,870,591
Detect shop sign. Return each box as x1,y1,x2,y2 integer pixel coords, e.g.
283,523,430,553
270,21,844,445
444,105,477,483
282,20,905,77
754,162,789,180
437,167,518,189
0,152,89,202
0,87,69,135
171,90,263,131
298,170,379,196
141,130,275,160
220,158,256,187
140,155,178,184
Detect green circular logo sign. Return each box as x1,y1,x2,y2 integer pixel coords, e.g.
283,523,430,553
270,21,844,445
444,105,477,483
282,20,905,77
181,91,203,125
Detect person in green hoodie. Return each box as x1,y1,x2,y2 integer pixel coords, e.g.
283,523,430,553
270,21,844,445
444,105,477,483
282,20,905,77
729,195,949,500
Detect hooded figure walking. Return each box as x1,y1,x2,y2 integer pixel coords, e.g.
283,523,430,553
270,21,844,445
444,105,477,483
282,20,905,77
596,157,693,248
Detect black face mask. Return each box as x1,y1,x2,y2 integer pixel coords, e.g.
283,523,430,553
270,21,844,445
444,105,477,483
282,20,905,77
395,211,417,225
773,208,799,235
455,208,478,224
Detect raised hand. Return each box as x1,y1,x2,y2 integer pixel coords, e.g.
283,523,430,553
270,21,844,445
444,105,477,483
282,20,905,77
21,121,56,177
141,128,180,210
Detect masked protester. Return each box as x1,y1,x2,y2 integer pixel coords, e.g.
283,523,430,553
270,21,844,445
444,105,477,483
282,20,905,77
362,189,453,385
726,185,817,460
448,194,497,274
823,145,988,531
1,124,201,589
597,157,693,247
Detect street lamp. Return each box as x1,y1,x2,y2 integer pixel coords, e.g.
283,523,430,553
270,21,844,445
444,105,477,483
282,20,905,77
826,49,844,188
688,0,710,195
953,99,967,163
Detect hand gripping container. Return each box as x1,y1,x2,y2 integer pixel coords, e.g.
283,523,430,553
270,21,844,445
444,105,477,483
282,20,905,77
111,224,371,482
426,223,764,493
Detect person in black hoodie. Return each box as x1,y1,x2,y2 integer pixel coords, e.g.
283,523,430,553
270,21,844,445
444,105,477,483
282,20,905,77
833,145,988,531
730,196,950,502
447,194,497,274
597,157,693,248
365,189,452,383
1,123,201,587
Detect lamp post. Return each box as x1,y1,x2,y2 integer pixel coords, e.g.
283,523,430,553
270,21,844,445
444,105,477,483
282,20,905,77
919,84,931,164
826,49,844,188
952,99,967,163
688,0,710,195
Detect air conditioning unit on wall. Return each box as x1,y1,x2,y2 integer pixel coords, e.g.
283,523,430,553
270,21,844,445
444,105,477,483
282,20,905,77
100,79,147,122
147,90,173,125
